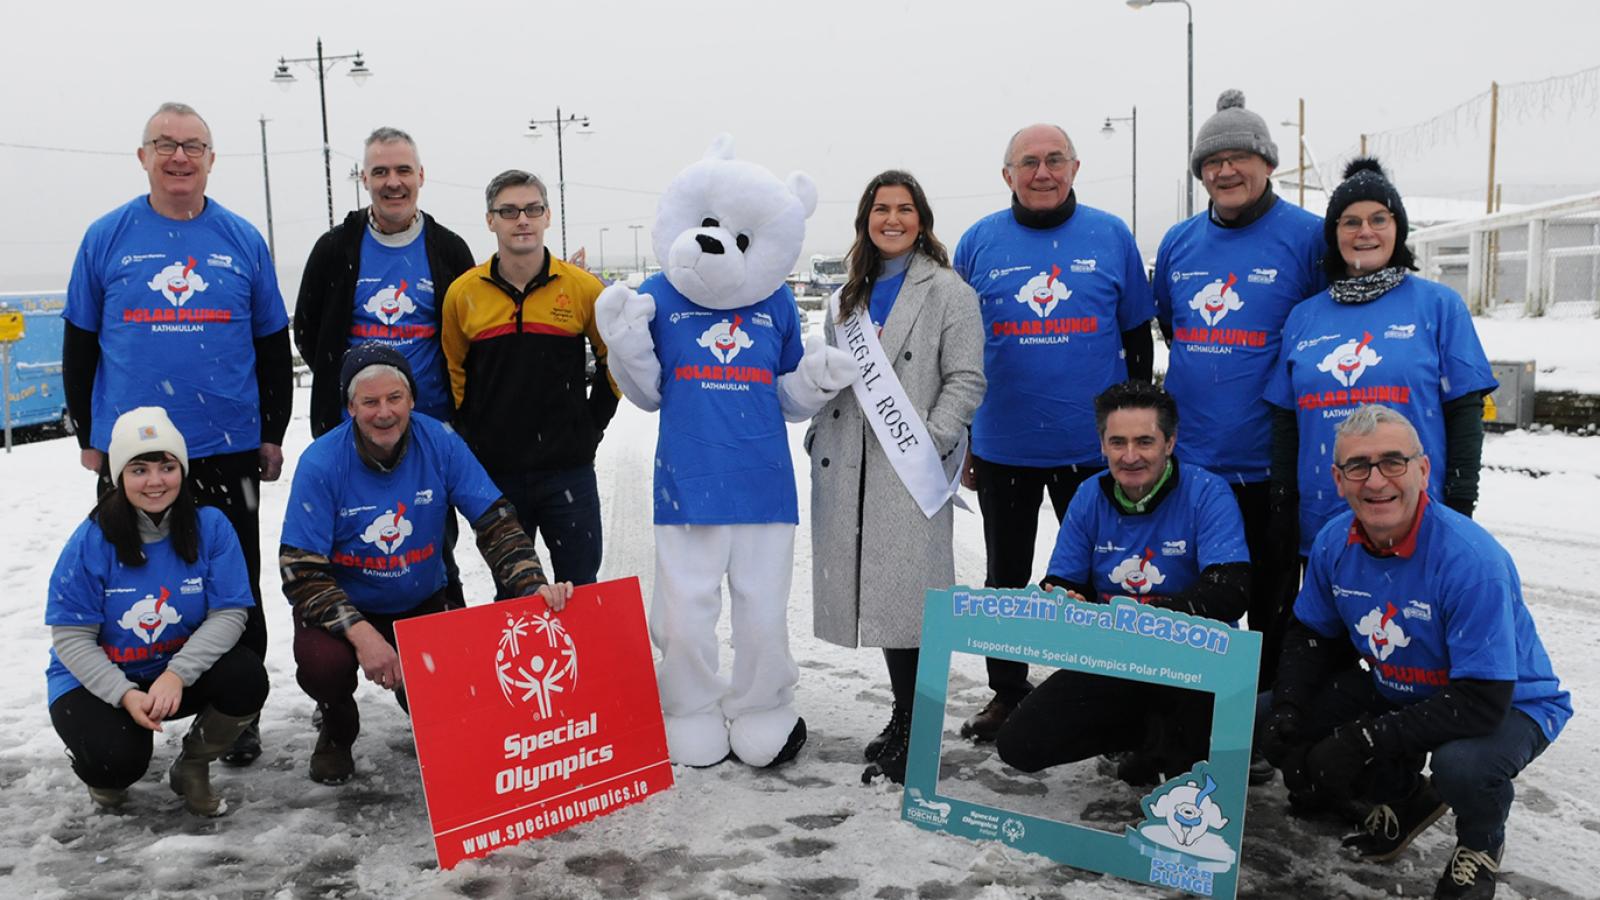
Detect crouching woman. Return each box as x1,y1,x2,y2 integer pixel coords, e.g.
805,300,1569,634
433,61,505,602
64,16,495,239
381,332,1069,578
45,406,268,816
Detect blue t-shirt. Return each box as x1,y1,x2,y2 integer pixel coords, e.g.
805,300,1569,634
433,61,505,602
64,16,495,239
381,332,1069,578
64,196,289,458
954,204,1155,467
1046,461,1249,604
643,274,805,525
281,413,502,613
1295,503,1572,741
1154,200,1326,482
868,270,906,331
1264,275,1497,555
44,506,254,705
347,227,451,421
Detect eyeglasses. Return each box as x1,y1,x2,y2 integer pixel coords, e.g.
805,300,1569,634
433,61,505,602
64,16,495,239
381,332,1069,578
1201,152,1256,174
1337,211,1396,232
1336,452,1421,481
491,203,548,220
1009,153,1075,174
145,138,210,158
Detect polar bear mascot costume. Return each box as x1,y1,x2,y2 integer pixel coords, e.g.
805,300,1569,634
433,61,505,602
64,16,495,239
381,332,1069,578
596,135,856,767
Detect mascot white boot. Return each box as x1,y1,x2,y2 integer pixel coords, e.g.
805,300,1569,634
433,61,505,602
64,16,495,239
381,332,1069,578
597,135,855,767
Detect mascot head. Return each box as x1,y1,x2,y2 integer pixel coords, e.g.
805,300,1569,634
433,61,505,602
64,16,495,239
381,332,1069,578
654,134,817,310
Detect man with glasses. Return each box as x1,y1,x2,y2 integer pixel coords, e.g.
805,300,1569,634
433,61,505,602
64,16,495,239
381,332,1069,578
439,170,619,587
951,123,1155,742
63,101,292,765
1261,404,1569,900
1151,90,1326,695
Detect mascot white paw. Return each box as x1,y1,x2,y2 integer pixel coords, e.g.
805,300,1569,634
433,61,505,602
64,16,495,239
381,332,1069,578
663,711,732,768
729,706,807,768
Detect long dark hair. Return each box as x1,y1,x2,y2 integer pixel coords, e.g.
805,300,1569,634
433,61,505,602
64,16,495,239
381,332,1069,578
92,451,200,567
837,170,950,322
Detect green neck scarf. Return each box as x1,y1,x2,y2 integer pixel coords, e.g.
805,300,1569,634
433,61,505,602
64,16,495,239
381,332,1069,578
1113,459,1174,514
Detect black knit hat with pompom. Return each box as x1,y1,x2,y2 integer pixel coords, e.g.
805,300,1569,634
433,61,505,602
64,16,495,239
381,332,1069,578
1323,157,1414,278
1190,89,1279,178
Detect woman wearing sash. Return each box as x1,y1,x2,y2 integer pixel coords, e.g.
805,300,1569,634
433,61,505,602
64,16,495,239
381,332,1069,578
807,170,986,784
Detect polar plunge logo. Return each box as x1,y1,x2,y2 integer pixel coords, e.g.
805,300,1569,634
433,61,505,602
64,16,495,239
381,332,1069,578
1356,601,1411,662
117,586,181,644
1188,273,1244,327
496,611,579,721
363,279,416,325
1015,265,1071,317
1111,549,1166,595
698,315,753,364
360,503,413,554
1317,331,1382,387
147,256,209,306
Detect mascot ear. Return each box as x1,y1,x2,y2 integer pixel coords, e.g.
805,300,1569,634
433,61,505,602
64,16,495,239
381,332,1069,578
705,133,736,161
787,172,818,219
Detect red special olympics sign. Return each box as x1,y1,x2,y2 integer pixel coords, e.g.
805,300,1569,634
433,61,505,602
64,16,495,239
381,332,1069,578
394,576,672,868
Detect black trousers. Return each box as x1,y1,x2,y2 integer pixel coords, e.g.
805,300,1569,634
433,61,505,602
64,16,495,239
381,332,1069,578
1228,481,1300,689
99,450,266,660
48,645,269,790
973,454,1104,704
995,668,1212,775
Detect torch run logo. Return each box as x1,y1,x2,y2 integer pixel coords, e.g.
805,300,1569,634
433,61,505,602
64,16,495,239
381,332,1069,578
496,611,580,720
1015,264,1071,317
147,256,208,306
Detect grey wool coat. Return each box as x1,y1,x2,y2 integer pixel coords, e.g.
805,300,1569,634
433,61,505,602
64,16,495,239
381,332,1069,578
807,254,986,648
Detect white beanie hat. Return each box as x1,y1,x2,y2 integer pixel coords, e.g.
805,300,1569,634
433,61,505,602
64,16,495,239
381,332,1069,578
107,406,189,483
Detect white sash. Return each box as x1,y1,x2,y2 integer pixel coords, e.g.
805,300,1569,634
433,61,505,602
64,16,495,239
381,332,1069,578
830,292,970,519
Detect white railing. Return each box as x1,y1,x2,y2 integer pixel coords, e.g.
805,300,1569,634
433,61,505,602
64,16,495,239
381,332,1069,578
1410,190,1600,317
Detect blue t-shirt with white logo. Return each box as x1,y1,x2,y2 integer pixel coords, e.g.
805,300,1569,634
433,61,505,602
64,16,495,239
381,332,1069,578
44,506,254,705
64,196,289,458
281,413,502,613
1154,199,1325,482
954,204,1155,467
1046,461,1249,604
1295,502,1572,741
347,227,450,421
1264,275,1496,554
643,274,805,525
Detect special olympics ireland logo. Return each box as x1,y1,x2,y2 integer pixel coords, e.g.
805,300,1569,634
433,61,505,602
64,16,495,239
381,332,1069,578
495,611,579,720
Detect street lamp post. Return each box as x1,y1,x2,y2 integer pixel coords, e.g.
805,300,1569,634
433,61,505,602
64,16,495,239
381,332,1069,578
598,226,609,275
258,116,276,261
1100,106,1138,244
525,107,593,260
271,38,372,230
347,163,362,209
629,224,644,273
1126,0,1193,217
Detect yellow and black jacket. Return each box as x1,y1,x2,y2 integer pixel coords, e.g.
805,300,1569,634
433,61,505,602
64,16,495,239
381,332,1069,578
440,252,619,473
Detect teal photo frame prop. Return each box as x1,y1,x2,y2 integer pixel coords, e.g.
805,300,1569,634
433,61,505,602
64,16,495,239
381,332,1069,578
903,587,1262,899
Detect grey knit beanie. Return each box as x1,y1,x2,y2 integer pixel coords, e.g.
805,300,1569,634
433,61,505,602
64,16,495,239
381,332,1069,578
1190,89,1279,178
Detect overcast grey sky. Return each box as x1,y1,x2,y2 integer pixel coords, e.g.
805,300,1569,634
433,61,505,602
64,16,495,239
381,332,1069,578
3,0,1596,298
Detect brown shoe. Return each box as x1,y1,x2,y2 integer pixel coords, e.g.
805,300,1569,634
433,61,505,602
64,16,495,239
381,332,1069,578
959,695,1017,742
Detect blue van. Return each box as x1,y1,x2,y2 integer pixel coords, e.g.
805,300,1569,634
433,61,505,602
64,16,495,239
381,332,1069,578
0,291,69,433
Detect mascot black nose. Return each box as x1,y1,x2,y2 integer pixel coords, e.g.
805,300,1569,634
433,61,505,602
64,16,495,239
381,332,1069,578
696,234,725,255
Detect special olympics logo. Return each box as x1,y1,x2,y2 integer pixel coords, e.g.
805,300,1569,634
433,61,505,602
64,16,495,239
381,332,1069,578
1001,818,1026,843
496,611,579,720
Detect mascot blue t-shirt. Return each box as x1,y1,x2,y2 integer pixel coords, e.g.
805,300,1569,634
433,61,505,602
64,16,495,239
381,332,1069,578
1046,462,1249,604
1295,501,1572,741
281,413,501,613
347,228,451,422
44,506,254,705
64,197,289,458
643,273,805,526
954,205,1155,468
1265,275,1497,554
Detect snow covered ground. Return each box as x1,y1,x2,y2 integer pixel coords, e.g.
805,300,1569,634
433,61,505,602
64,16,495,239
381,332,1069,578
1,372,1596,898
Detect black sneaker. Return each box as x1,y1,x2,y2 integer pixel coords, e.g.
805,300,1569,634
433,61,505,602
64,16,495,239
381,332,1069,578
1433,843,1502,899
1341,779,1447,862
959,695,1017,743
219,718,262,767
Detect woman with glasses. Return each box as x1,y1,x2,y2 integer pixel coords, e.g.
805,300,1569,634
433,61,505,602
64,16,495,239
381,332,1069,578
1265,158,1496,561
807,171,985,784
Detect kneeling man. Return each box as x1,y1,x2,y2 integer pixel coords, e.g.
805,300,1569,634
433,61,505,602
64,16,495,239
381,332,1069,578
997,381,1250,784
280,343,572,784
1262,404,1570,900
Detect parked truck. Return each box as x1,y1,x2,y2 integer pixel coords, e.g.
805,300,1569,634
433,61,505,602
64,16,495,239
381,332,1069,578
0,291,70,434
807,254,847,297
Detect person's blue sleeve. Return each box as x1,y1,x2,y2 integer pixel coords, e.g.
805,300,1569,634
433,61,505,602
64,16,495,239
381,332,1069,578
1299,228,1328,299
43,525,105,627
953,230,976,286
280,450,337,559
64,231,105,333
1436,287,1497,401
1438,562,1520,681
1117,228,1156,332
248,230,290,338
1289,534,1343,638
201,508,255,612
1196,477,1250,567
1152,234,1174,331
1044,487,1096,584
442,426,502,522
1263,312,1299,409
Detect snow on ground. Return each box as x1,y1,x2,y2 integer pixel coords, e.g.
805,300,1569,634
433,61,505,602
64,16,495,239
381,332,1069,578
1477,303,1600,395
1,382,1596,900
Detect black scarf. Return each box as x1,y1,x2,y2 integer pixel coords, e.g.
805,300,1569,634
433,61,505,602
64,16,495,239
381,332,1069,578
1329,267,1407,304
1011,190,1077,230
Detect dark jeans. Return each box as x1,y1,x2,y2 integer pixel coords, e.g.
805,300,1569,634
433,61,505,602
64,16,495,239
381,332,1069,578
996,668,1211,774
973,454,1104,704
98,450,267,660
1275,668,1551,850
1228,480,1300,690
292,590,447,742
488,465,603,589
49,645,269,790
